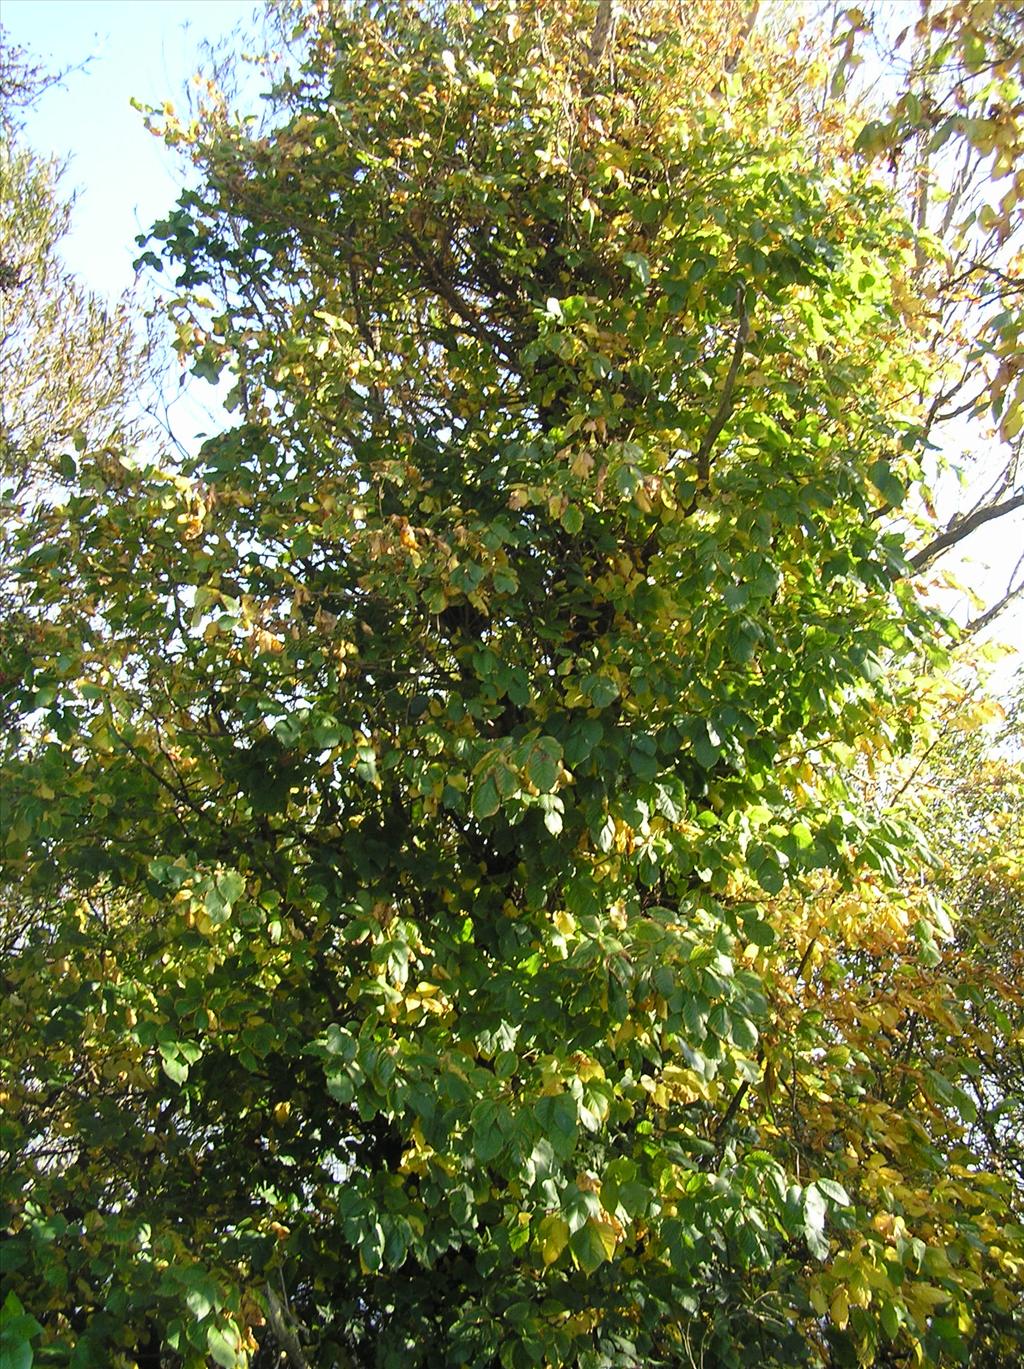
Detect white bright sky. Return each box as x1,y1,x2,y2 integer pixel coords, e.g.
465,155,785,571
4,0,1021,678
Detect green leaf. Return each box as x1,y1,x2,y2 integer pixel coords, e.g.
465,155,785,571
962,30,986,70
0,1299,38,1369
360,1224,385,1272
0,1300,39,1342
854,118,889,155
729,1014,758,1051
682,995,709,1040
564,718,603,766
472,774,501,819
217,871,244,905
535,1093,578,1160
570,1217,617,1273
159,1048,189,1085
472,1100,506,1163
584,674,619,708
880,1299,901,1341
0,1334,32,1369
183,1270,219,1323
326,1070,354,1104
206,1326,240,1369
693,725,720,770
755,861,784,896
868,458,905,507
741,914,776,948
802,1184,830,1260
708,1004,731,1040
816,1178,850,1207
622,252,651,286
526,738,562,792
192,353,223,384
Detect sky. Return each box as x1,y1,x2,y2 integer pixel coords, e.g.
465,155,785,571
4,0,257,299
3,0,1021,677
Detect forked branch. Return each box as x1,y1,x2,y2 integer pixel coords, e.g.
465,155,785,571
690,284,751,505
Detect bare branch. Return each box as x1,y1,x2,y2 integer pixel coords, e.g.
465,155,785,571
910,492,1024,573
963,550,1024,637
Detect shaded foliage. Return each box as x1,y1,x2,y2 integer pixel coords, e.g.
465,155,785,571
2,4,1023,1368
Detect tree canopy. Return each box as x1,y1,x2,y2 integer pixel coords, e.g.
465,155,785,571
1,4,1022,1368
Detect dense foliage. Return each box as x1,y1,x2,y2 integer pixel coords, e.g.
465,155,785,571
1,3,1022,1367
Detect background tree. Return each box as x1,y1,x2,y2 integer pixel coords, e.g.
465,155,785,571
0,24,143,732
830,0,1024,628
0,26,151,1369
3,3,1023,1367
737,662,1024,1366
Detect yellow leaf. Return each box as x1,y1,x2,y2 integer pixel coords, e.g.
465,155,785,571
978,204,999,232
590,1217,619,1262
1000,400,1022,443
538,1213,569,1266
831,1288,850,1330
910,1283,948,1309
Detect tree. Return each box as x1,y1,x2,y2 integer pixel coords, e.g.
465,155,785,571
0,28,149,1369
2,2,1022,1366
0,25,143,735
831,0,1024,628
737,662,1024,1367
891,676,1024,1362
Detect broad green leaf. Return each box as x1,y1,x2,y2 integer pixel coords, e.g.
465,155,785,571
206,1326,240,1369
815,1178,850,1207
803,1184,830,1261
159,1048,188,1085
570,1217,618,1273
0,1335,32,1369
868,458,905,507
472,774,501,819
623,252,651,286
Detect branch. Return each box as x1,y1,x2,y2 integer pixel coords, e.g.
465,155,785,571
724,2,760,75
941,259,1024,294
587,0,616,70
714,929,819,1144
688,285,751,507
910,492,1024,572
397,230,515,364
264,1284,314,1369
963,551,1024,637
